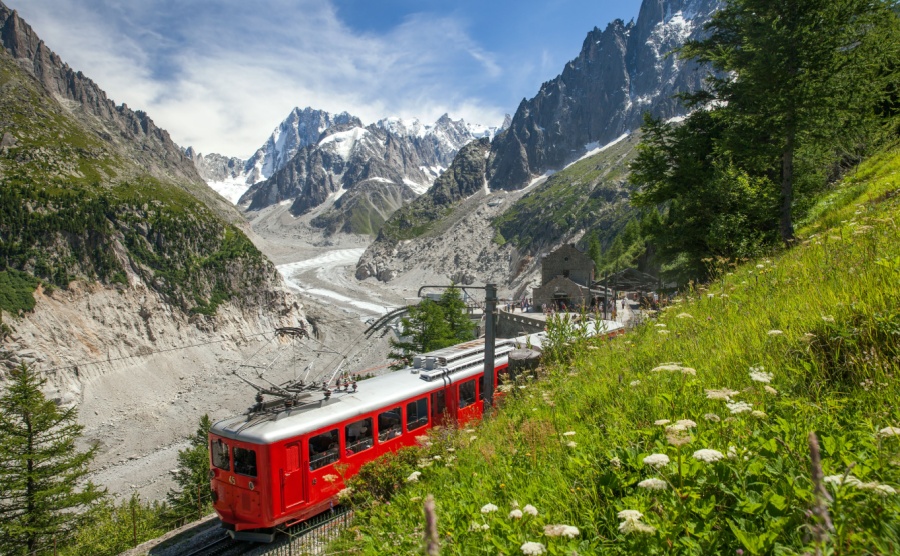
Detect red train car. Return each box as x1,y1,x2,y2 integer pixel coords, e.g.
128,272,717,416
209,323,623,541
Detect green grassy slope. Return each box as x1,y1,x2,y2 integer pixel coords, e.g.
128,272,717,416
332,146,900,554
0,48,271,315
493,134,640,254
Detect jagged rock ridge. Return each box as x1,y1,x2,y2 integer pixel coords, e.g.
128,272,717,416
487,0,719,190
238,113,505,235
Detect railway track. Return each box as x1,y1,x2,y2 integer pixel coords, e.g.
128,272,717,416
181,533,250,556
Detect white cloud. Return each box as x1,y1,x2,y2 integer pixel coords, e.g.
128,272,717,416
9,0,509,157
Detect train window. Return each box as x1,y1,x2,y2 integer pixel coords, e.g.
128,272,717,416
309,429,339,470
211,439,230,471
378,408,403,442
233,447,257,477
459,379,477,408
345,418,373,455
406,398,428,431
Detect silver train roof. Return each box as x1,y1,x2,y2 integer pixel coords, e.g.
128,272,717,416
211,322,622,444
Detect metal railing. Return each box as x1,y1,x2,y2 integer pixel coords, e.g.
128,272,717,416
249,508,354,556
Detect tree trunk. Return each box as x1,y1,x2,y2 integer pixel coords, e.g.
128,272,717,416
780,128,796,244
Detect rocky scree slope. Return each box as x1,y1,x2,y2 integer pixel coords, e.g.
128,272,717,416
239,114,502,235
0,4,304,393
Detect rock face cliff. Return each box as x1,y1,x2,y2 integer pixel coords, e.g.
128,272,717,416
0,1,305,390
487,0,718,190
357,0,720,286
0,4,242,226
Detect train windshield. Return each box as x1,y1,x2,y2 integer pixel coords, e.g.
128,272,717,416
211,439,230,471
233,447,257,477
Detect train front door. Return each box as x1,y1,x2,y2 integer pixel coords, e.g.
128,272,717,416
281,441,305,511
431,389,448,426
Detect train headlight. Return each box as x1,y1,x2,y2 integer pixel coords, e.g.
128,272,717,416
248,481,255,491
208,469,215,480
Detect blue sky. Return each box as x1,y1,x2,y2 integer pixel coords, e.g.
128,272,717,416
9,0,644,157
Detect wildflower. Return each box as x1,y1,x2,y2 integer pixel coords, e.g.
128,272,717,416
418,459,433,468
523,504,539,516
767,330,784,336
764,385,778,395
873,484,897,496
481,503,498,514
617,511,656,535
877,426,900,438
337,487,353,499
667,429,692,447
563,431,576,436
756,264,765,269
676,313,693,319
470,435,477,441
706,388,739,400
543,524,580,538
675,419,697,428
749,370,773,383
665,423,687,432
617,510,643,521
822,315,835,323
655,323,667,327
643,453,670,468
509,509,523,519
609,456,622,468
447,447,455,452
651,364,696,375
464,429,475,433
751,410,767,419
824,474,862,487
322,474,339,483
637,478,667,490
520,541,546,555
693,449,725,463
727,446,738,459
726,401,753,414
630,380,641,387
658,330,670,335
703,413,721,423
470,522,490,532
407,471,422,482
566,441,577,448
654,419,671,426
433,455,442,460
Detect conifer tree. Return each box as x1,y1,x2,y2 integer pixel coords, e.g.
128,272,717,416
165,414,212,524
389,285,475,367
0,364,104,555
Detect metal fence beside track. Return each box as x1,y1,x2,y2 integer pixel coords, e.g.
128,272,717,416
248,508,354,556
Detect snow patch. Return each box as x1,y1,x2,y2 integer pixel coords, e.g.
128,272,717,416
319,127,368,159
206,176,251,204
403,178,430,195
567,132,631,169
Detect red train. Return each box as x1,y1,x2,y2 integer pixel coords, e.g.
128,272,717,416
208,324,622,541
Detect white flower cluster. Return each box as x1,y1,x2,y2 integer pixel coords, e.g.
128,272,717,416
470,522,490,532
523,504,539,516
693,449,725,463
824,475,897,496
651,363,697,375
643,453,670,468
877,426,900,438
481,503,498,514
520,541,546,555
705,388,740,400
617,510,656,535
749,366,773,383
509,509,523,519
726,400,753,414
638,478,667,490
767,329,784,336
676,312,694,319
544,524,580,538
406,471,421,482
